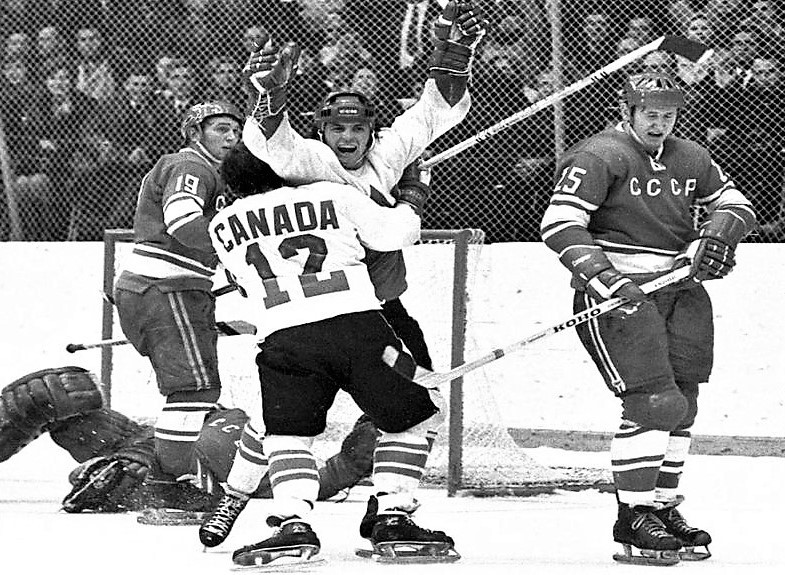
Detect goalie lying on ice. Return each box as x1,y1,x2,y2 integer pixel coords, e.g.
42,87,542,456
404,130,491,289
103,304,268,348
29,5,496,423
0,366,379,513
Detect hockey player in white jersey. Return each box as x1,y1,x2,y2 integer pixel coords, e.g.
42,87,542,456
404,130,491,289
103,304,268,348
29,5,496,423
206,157,457,566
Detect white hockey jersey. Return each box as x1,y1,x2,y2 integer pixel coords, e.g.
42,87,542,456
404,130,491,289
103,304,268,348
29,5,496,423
209,181,421,340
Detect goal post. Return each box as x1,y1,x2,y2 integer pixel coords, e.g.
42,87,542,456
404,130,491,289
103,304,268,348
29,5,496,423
99,228,610,497
100,228,484,495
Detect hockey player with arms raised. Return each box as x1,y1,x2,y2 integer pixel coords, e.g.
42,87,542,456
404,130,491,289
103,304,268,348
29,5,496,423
198,0,487,556
205,154,455,566
540,72,756,565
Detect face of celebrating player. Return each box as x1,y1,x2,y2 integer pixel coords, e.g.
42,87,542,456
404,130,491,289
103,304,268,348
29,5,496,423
198,116,241,161
629,105,678,153
322,121,372,170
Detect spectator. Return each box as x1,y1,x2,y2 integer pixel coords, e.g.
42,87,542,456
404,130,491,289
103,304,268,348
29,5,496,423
74,26,116,103
21,65,100,240
711,54,785,241
1,33,41,240
625,15,656,46
565,8,616,81
478,7,546,87
317,10,374,90
713,25,761,87
33,25,67,84
287,46,332,137
675,13,715,86
348,65,405,129
157,58,201,153
705,0,747,46
202,54,245,110
741,0,785,50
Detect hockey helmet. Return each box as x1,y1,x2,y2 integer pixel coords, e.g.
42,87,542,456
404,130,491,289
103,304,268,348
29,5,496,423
180,101,243,143
622,73,685,109
314,90,376,131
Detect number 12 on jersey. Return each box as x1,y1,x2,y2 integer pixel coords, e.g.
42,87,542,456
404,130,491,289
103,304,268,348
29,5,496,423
244,234,350,309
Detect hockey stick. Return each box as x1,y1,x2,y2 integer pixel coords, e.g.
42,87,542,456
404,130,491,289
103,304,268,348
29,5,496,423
384,265,692,388
420,35,713,170
65,319,257,353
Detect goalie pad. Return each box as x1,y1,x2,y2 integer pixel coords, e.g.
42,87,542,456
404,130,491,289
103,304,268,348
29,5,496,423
49,407,152,462
0,366,102,462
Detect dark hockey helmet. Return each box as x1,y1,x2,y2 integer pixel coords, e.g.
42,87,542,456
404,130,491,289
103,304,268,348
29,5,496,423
314,90,376,131
622,73,685,109
181,101,243,144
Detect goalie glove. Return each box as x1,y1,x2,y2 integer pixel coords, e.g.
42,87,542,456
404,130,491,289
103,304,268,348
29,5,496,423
243,35,301,121
62,442,154,513
429,0,488,77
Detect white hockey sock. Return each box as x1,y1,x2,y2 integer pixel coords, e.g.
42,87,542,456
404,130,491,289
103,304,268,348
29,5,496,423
373,430,429,510
656,429,692,504
226,421,268,496
264,435,319,520
611,420,670,507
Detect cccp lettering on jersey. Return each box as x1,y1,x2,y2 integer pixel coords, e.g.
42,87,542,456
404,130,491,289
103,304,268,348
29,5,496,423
214,200,340,252
553,307,603,333
629,177,697,197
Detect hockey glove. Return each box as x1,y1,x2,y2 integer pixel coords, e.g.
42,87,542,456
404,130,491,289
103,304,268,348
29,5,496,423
430,0,488,77
674,237,735,281
393,160,432,216
243,35,300,121
62,443,153,513
674,208,753,281
586,269,649,312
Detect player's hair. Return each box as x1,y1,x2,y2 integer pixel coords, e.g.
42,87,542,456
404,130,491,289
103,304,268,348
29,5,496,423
221,142,284,198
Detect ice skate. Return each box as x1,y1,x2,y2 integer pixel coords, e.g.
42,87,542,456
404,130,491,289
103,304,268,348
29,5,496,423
612,504,682,566
655,505,712,560
232,517,321,567
134,477,222,525
199,491,249,547
356,503,460,563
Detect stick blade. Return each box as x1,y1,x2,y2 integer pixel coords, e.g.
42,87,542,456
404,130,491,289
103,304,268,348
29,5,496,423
658,35,712,63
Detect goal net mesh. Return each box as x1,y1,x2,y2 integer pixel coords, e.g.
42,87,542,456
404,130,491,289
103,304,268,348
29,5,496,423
101,229,610,496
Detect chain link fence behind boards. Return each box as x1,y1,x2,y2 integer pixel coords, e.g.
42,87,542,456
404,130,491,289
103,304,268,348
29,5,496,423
2,1,783,243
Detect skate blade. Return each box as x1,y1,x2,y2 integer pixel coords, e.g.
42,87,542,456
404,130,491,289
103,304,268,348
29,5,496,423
356,542,461,563
613,544,680,566
679,545,711,561
233,545,320,569
136,509,207,526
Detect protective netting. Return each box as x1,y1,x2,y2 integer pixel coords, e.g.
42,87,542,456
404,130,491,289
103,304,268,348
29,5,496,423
1,0,783,243
101,228,610,495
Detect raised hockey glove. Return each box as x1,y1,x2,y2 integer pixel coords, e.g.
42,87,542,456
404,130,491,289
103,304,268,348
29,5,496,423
674,208,753,282
430,0,488,77
243,35,300,122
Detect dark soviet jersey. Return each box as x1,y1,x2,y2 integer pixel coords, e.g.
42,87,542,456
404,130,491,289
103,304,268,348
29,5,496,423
117,146,226,292
541,125,751,274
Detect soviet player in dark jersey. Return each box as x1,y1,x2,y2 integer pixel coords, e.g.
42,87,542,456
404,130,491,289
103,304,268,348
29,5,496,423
113,101,241,489
540,72,756,565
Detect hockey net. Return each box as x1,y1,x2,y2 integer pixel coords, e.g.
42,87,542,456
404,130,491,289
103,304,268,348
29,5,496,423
100,228,610,496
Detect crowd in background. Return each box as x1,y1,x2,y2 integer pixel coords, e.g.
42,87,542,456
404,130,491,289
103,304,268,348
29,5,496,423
2,0,785,242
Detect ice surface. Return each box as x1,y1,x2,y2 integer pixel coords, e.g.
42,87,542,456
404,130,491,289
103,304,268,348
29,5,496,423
2,438,783,575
